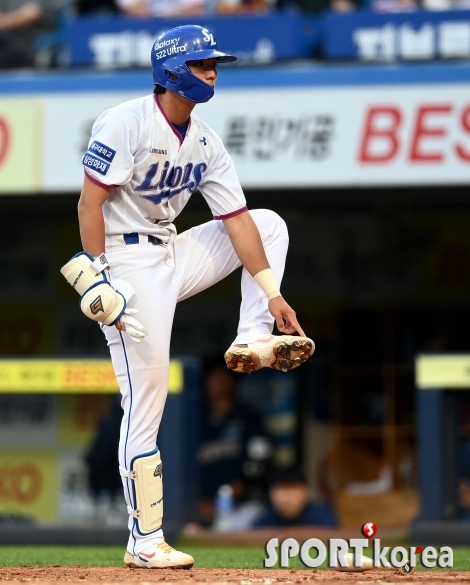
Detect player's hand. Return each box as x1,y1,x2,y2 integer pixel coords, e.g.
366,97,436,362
116,308,145,343
111,279,145,343
268,296,305,336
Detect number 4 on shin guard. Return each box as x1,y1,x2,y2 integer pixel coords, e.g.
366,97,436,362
120,449,163,535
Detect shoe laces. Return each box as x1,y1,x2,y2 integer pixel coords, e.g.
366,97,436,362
157,541,174,554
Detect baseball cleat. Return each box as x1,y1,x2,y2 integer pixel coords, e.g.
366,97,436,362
124,542,194,569
224,334,315,374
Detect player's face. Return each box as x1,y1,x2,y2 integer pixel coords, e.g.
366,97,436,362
187,58,218,88
270,483,309,520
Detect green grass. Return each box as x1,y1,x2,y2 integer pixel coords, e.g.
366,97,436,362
0,546,123,568
0,545,310,568
0,546,271,569
446,548,470,570
0,545,468,570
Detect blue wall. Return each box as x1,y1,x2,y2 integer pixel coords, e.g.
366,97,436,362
1,61,470,94
62,10,470,66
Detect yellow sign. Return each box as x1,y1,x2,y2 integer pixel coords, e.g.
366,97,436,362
0,450,57,521
416,355,470,389
0,98,42,192
0,359,183,393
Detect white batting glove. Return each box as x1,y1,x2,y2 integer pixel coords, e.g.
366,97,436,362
112,279,145,343
119,308,145,343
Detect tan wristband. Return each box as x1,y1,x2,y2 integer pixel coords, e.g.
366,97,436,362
253,268,281,300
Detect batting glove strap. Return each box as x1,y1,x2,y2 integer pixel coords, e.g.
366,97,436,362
90,253,110,275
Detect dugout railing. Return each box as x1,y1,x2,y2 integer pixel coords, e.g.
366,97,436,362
411,354,470,545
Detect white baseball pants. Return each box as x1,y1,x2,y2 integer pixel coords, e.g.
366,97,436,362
102,209,288,554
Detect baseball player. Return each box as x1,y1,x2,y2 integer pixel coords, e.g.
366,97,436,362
60,25,315,569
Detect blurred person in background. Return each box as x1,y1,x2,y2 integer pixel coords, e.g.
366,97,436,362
217,0,274,12
421,0,469,9
85,394,124,522
76,0,118,15
116,0,205,17
275,0,358,14
252,466,338,527
370,0,419,11
0,0,58,68
328,0,356,12
458,420,470,520
116,0,273,15
198,362,272,527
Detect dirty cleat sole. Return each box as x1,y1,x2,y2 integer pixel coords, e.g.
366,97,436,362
225,336,315,374
223,346,255,374
271,338,314,372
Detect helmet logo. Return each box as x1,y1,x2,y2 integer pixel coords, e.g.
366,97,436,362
154,37,180,51
202,28,216,47
154,38,187,60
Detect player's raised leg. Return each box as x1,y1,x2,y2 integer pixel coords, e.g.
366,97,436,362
175,209,314,373
225,210,314,374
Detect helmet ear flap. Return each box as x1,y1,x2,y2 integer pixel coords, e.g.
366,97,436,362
164,69,179,81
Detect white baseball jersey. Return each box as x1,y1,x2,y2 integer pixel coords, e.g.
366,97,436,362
83,94,247,243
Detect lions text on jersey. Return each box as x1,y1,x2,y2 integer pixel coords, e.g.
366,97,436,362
83,95,248,244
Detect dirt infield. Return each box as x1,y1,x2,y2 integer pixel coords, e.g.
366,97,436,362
0,567,467,585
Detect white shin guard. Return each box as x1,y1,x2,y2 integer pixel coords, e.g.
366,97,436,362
120,449,163,535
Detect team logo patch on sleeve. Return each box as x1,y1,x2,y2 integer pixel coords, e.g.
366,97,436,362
82,153,110,176
88,141,116,162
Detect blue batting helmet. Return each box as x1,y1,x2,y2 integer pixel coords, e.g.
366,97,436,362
151,25,237,104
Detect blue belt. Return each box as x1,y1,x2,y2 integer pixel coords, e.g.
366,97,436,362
124,233,164,246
